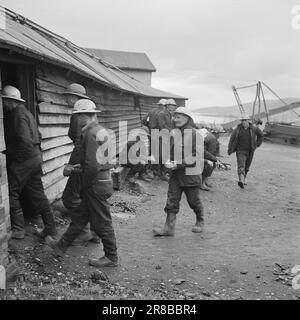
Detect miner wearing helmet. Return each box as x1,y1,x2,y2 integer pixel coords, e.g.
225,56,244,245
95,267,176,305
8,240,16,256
61,83,100,245
153,107,217,236
141,98,167,130
227,112,264,188
2,85,57,240
46,99,119,268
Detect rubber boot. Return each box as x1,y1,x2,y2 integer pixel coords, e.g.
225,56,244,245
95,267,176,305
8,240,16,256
153,212,176,236
10,209,25,240
192,209,204,233
238,174,245,189
200,179,210,191
203,177,212,188
45,236,69,258
88,256,119,268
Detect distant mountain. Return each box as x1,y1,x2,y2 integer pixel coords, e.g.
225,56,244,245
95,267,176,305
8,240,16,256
193,97,300,117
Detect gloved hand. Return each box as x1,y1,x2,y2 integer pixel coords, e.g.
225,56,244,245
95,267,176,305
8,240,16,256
63,164,73,176
63,164,82,176
72,164,82,173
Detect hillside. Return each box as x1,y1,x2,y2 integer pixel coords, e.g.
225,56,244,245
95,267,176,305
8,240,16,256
193,97,300,117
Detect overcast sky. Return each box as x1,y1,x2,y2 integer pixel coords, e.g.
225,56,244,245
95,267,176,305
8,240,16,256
1,0,299,109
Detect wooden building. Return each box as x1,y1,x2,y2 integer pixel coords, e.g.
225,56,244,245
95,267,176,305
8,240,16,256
85,48,156,85
0,7,187,271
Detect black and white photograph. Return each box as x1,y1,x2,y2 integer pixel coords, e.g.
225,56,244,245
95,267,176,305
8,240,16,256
0,0,299,305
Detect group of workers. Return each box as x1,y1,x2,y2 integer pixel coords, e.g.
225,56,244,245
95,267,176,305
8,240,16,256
1,82,263,269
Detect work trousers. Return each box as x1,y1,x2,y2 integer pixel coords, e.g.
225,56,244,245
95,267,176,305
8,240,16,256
8,155,56,235
164,177,204,217
236,150,254,176
60,179,118,261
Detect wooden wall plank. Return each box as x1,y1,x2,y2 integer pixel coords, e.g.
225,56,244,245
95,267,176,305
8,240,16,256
36,90,68,106
39,125,69,139
42,144,74,162
42,154,71,174
42,166,65,189
36,78,66,93
41,136,72,151
38,102,73,115
38,114,70,125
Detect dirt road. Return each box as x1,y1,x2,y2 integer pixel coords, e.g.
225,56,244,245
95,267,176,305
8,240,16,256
2,137,300,300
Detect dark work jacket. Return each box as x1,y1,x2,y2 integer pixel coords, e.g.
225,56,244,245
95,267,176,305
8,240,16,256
80,121,114,189
4,105,41,163
141,106,164,129
227,123,264,155
156,108,174,131
169,122,204,187
68,114,86,165
205,132,220,157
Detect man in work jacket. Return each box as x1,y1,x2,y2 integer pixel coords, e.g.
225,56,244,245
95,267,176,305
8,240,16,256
152,98,178,180
61,83,99,245
2,85,57,240
199,128,220,190
227,113,264,188
153,107,218,236
46,99,118,268
141,98,167,130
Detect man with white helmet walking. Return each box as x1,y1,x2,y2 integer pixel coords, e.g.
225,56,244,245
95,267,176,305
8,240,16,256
2,85,57,240
153,107,215,236
62,83,89,211
228,113,264,188
46,99,119,267
61,83,99,245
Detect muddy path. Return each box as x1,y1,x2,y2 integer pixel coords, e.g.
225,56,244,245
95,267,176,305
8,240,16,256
2,137,300,300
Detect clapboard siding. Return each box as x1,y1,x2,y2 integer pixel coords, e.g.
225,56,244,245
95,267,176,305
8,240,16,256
38,102,73,115
42,144,74,162
38,114,70,125
39,125,69,139
35,62,185,202
42,154,71,175
41,136,72,151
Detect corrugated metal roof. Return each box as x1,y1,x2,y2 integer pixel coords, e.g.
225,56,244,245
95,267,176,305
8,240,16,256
0,7,186,100
85,48,156,72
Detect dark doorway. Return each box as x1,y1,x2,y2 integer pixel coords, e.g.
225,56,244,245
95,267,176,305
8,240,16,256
1,60,36,219
0,62,36,116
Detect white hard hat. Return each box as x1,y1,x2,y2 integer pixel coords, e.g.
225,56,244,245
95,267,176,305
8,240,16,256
2,85,25,102
157,98,167,105
166,98,177,106
72,99,101,114
63,83,89,99
240,112,251,120
174,106,192,119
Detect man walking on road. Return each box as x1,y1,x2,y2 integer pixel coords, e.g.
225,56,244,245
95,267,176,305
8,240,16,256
227,113,264,189
46,99,119,268
153,107,208,236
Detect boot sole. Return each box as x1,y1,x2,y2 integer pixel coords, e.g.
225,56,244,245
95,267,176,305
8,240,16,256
89,261,119,268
